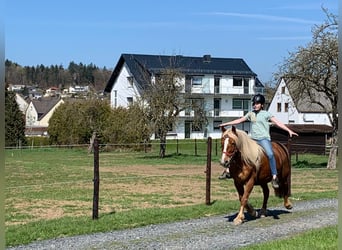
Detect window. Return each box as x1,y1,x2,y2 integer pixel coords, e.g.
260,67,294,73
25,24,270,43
214,98,221,116
277,103,281,112
114,90,117,108
285,102,289,112
127,76,133,86
167,123,174,132
213,120,222,130
214,77,220,93
192,76,202,85
233,77,243,87
192,122,202,132
185,75,192,93
281,86,286,94
232,99,249,110
127,97,133,105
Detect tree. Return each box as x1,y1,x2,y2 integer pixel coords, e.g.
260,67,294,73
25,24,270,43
48,99,113,145
275,8,337,168
48,98,150,146
5,88,27,147
141,66,206,158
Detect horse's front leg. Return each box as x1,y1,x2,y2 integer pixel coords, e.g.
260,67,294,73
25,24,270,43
233,183,245,225
233,178,255,225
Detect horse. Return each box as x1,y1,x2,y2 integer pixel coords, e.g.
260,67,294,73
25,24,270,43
220,126,293,225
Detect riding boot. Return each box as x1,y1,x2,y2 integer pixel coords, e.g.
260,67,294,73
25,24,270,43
218,170,231,179
271,177,279,188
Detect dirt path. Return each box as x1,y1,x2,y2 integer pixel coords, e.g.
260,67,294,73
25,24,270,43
7,198,337,249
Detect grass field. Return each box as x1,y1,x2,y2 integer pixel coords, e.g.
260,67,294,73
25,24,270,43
5,142,338,247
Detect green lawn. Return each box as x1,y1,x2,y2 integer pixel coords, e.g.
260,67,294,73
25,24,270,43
5,146,337,247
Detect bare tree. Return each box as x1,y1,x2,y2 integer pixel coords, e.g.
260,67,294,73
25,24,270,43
138,62,208,158
141,68,185,157
275,8,337,168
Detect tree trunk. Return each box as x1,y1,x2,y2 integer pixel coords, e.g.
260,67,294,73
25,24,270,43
326,143,337,169
159,136,166,158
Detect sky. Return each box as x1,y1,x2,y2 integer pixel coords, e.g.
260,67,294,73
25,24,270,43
5,0,337,84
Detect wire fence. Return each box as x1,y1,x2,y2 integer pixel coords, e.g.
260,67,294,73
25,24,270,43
6,138,335,157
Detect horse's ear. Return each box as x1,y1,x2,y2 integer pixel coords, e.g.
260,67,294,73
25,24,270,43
220,126,226,133
232,126,237,135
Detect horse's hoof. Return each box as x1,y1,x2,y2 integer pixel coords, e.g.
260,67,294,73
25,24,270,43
233,218,243,225
259,209,267,218
285,204,293,210
259,212,266,218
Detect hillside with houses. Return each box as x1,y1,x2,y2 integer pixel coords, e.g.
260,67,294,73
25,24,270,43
7,53,334,152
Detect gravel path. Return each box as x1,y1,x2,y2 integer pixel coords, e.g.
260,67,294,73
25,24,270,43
7,198,337,250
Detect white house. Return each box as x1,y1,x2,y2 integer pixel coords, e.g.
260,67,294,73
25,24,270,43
268,78,332,126
15,93,29,114
104,54,265,139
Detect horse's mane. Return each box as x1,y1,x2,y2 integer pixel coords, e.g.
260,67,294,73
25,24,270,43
225,128,264,167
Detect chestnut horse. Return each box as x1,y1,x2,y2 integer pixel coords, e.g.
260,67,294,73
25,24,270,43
220,126,293,225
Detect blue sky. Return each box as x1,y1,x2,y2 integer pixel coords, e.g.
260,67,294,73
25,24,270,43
5,0,337,84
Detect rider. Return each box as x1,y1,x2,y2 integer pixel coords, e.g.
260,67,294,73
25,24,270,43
219,94,298,188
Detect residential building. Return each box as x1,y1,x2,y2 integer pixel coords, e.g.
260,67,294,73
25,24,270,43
15,93,29,114
268,78,332,126
104,54,264,139
25,96,64,136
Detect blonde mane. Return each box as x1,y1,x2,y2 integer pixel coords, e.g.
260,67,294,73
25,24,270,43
225,128,264,167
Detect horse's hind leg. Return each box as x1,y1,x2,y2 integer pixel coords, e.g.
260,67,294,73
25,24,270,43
259,183,269,217
283,180,293,209
245,202,257,218
281,175,293,209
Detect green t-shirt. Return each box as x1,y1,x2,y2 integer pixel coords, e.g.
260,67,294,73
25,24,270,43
244,110,273,140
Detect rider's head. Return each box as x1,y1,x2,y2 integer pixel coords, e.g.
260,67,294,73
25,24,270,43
252,94,265,109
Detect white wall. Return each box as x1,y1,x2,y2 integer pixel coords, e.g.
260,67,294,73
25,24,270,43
268,78,331,126
110,64,139,108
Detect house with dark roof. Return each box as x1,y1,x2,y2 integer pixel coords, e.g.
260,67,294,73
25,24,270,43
25,96,64,136
268,78,333,154
104,53,264,139
268,77,332,126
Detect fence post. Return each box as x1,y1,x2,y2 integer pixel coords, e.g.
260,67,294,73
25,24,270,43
215,138,218,156
195,138,197,156
92,134,100,220
176,138,179,155
287,136,292,196
205,137,212,205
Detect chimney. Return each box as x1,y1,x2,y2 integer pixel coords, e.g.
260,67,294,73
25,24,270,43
203,54,211,63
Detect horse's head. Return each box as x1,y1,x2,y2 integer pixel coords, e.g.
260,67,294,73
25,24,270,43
220,126,238,168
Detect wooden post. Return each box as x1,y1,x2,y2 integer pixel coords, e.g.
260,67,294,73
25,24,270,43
215,138,218,156
287,137,292,196
176,138,179,155
195,138,197,156
205,137,212,205
92,134,100,220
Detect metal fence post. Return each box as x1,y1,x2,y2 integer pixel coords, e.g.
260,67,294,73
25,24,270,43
92,134,100,220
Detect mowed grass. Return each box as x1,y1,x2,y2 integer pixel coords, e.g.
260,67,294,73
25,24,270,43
5,144,338,247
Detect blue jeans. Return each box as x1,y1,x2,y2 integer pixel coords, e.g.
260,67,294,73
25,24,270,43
255,139,277,176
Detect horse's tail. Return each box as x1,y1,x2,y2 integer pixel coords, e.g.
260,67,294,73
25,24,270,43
274,142,291,198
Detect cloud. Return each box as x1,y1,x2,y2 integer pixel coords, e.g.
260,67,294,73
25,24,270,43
206,12,319,25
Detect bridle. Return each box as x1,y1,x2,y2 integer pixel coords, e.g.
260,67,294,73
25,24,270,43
221,135,238,167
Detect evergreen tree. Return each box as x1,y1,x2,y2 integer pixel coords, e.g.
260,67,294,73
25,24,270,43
5,88,27,147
